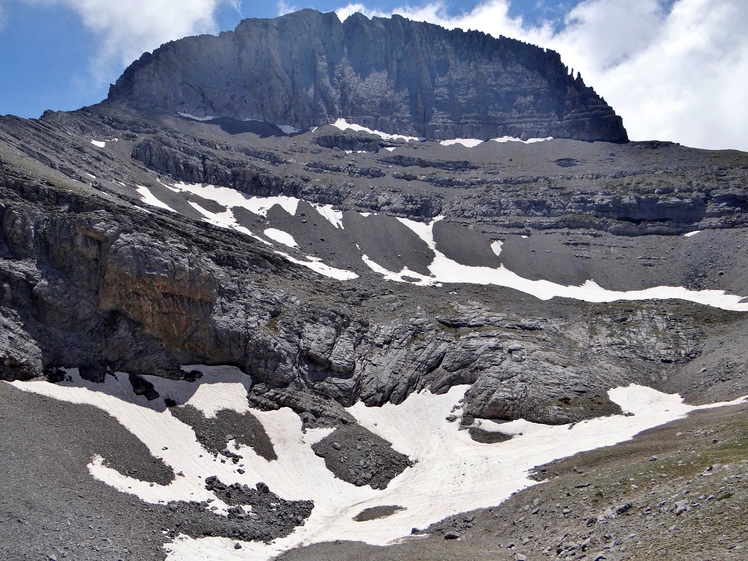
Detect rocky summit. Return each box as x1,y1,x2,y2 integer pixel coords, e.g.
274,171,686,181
1,9,747,561
108,9,627,142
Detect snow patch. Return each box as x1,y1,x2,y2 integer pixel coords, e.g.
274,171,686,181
160,183,359,279
278,124,302,135
492,136,553,144
264,228,298,248
169,183,300,218
90,139,106,148
684,230,701,237
311,204,344,229
440,139,484,148
178,113,217,122
332,119,424,142
275,252,359,280
188,202,234,229
186,200,271,245
166,365,253,418
491,240,503,257
135,185,176,213
439,136,553,148
361,254,438,287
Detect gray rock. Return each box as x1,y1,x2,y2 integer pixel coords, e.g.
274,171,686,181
674,500,690,515
108,10,627,143
312,423,413,489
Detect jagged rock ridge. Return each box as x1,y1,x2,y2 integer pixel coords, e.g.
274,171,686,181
107,9,627,142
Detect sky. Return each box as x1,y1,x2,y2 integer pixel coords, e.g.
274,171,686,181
0,0,746,151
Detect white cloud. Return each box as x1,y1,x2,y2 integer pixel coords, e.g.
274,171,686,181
337,1,555,50
553,0,748,150
336,0,748,151
335,3,385,20
23,0,234,84
277,1,297,16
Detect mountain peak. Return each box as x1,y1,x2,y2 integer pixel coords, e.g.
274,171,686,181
107,9,627,142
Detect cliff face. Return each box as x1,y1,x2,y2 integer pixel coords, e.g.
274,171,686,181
107,9,627,142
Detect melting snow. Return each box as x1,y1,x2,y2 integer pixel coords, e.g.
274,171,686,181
361,254,437,285
134,184,746,309
186,201,271,246
491,240,503,256
138,182,355,280
178,113,217,122
440,139,484,148
90,139,106,148
492,136,553,144
264,228,298,248
9,372,747,561
135,185,176,213
332,119,424,142
311,204,344,229
168,183,300,218
278,124,302,135
329,121,551,147
275,252,359,280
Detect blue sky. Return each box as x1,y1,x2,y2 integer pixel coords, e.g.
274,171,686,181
0,1,746,151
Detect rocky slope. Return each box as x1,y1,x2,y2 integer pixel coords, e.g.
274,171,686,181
0,9,747,561
2,85,748,423
8,155,746,426
108,10,627,142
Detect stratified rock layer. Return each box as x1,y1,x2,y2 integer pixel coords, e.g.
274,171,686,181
107,9,627,142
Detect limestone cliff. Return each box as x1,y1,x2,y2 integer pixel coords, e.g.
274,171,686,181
107,9,627,142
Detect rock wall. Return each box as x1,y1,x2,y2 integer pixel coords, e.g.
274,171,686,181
107,9,627,142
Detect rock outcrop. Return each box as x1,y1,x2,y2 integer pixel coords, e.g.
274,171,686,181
107,9,627,142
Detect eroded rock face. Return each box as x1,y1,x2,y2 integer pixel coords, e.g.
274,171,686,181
2,171,721,424
108,10,627,142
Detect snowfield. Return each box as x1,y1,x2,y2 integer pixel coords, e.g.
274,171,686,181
9,369,748,561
